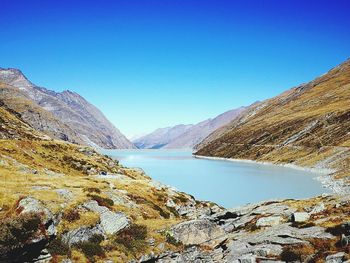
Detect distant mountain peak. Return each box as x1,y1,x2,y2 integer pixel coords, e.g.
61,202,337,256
134,106,247,149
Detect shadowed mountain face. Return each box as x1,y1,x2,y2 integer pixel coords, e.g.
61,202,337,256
0,68,135,149
195,59,350,177
134,107,246,149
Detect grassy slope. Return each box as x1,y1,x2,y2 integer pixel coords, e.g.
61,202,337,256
196,59,350,180
0,103,204,261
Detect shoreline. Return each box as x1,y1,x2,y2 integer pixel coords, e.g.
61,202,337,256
193,154,349,195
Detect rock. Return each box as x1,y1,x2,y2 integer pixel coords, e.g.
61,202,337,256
238,255,257,263
171,219,225,245
291,212,310,222
157,243,165,250
256,216,282,227
325,252,346,263
83,200,129,235
55,188,74,199
31,186,51,190
307,203,326,214
17,197,56,235
147,238,155,246
139,252,155,262
238,224,333,246
225,240,282,261
44,169,64,177
62,225,105,246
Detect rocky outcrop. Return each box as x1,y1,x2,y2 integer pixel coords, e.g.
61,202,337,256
82,200,129,235
0,68,135,149
170,219,225,245
140,194,350,263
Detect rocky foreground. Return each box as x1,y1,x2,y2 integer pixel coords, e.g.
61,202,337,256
1,143,350,263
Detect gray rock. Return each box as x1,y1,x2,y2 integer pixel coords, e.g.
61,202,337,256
307,203,326,214
238,224,333,246
326,252,346,263
62,225,105,246
31,186,51,190
83,200,129,235
256,216,282,227
171,219,225,245
55,188,74,199
291,212,310,222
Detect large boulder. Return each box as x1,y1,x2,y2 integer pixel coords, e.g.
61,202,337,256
83,200,129,235
62,225,105,246
171,219,225,245
256,216,282,227
17,197,57,236
291,212,310,222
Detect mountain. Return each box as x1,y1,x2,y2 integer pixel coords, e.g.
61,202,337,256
134,107,246,149
133,124,194,149
164,107,247,149
0,68,135,149
195,59,350,177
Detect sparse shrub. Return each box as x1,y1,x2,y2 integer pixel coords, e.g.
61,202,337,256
62,209,80,222
87,194,114,208
280,249,299,262
47,237,70,256
326,224,345,236
165,232,181,247
113,224,147,252
281,244,315,262
0,213,41,255
84,187,101,194
151,203,170,219
291,221,315,228
73,234,105,262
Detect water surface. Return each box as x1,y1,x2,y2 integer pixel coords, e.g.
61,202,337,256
102,149,329,208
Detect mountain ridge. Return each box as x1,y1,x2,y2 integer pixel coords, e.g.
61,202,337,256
0,68,135,149
195,58,350,184
134,106,247,149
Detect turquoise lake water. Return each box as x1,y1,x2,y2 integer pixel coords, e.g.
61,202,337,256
102,149,329,208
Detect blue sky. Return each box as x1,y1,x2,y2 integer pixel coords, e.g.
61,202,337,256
1,0,350,138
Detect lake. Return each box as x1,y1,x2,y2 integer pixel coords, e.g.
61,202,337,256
101,149,329,208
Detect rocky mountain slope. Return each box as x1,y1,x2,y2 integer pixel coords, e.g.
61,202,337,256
0,68,135,149
133,124,193,149
135,107,246,149
196,59,350,191
1,61,350,262
2,97,350,262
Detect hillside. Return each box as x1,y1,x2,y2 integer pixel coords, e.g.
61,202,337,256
0,68,135,149
135,107,246,149
196,59,350,183
2,63,350,262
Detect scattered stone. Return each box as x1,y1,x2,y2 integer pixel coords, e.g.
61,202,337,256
325,252,346,263
17,197,57,236
306,202,326,214
147,238,155,246
44,169,64,177
256,216,282,227
31,186,51,190
291,212,310,222
55,189,74,199
83,200,129,234
171,219,225,245
62,225,105,246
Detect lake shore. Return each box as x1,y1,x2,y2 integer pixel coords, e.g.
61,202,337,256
193,154,350,195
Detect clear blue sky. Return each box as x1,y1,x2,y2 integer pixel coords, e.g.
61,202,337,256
1,0,349,138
